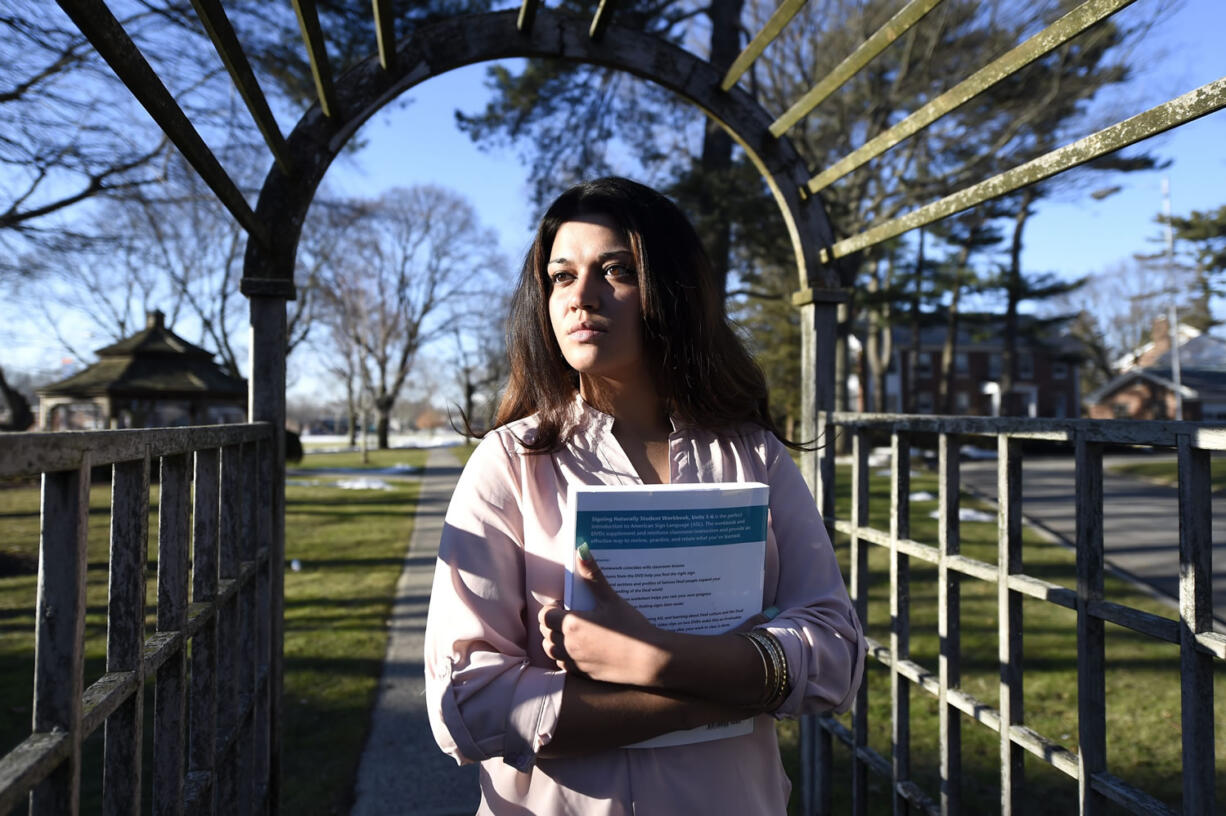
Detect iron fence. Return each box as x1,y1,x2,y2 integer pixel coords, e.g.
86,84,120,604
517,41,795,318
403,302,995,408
798,413,1223,815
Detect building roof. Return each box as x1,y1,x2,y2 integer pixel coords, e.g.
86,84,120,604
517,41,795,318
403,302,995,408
37,311,245,399
1085,333,1226,404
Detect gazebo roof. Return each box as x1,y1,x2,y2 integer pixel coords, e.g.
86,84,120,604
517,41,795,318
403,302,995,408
38,311,246,399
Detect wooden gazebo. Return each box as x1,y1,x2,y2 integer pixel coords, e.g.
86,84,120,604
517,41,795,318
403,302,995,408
36,310,246,431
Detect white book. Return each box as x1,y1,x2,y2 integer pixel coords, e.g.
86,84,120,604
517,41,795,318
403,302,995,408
564,481,769,748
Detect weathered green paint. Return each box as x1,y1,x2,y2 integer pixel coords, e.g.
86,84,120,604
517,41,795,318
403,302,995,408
721,0,808,92
53,0,267,244
769,0,942,135
825,75,1226,260
188,0,293,174
806,0,1138,194
291,0,339,118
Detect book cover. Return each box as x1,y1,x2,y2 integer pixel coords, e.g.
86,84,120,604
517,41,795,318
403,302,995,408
564,482,769,748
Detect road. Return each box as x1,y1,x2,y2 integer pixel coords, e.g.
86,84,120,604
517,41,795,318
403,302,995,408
957,455,1226,627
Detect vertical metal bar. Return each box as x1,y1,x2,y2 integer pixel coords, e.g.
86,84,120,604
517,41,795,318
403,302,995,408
105,455,150,816
851,430,871,816
809,301,838,536
1074,434,1105,814
937,434,961,815
1176,434,1213,814
890,433,911,814
249,296,286,812
31,459,91,816
997,436,1024,815
155,453,190,816
215,444,242,814
190,449,220,814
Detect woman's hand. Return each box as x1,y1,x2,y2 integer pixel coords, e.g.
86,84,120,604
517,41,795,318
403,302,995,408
538,547,672,688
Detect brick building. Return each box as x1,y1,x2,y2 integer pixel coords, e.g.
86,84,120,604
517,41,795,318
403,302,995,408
856,315,1085,417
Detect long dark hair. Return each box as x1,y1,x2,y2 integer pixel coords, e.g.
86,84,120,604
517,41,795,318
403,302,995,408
492,177,800,451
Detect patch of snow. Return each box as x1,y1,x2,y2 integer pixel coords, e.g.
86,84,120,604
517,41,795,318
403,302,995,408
336,477,395,491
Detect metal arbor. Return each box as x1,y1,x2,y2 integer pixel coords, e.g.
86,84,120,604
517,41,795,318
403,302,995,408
6,0,1223,813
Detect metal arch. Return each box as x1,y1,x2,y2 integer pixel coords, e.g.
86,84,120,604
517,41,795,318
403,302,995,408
240,8,839,299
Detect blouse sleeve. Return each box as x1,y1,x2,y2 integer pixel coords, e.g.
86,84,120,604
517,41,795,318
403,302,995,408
759,435,866,717
423,433,566,772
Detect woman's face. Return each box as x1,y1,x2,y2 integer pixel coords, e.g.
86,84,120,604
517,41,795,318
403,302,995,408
547,214,646,383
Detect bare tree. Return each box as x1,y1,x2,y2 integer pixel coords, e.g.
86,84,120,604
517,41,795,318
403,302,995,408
21,149,323,373
448,298,511,435
317,186,504,449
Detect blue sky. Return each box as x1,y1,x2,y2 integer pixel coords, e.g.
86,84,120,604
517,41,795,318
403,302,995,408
329,0,1226,292
6,0,1225,400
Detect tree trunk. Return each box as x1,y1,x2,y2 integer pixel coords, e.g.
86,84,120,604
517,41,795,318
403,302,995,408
939,277,962,414
699,0,743,298
1002,188,1035,416
907,229,925,413
376,405,391,450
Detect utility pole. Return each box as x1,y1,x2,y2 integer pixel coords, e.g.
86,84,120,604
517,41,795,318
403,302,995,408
1163,177,1183,421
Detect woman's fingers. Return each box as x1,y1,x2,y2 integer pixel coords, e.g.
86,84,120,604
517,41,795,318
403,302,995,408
575,542,616,601
539,602,576,671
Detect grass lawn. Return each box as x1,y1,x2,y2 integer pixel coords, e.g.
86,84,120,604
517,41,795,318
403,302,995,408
0,447,427,815
1110,456,1226,492
4,447,1223,814
772,464,1226,814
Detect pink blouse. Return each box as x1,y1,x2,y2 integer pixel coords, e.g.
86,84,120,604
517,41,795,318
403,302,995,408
423,399,865,815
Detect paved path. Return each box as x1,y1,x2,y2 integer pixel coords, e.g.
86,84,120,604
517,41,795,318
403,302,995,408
350,447,480,816
958,454,1226,626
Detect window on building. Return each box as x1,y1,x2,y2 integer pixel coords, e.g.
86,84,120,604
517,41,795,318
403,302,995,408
1112,402,1130,418
955,391,970,413
914,352,932,378
1052,361,1068,380
917,391,934,413
988,353,1001,378
1017,353,1034,380
955,351,969,375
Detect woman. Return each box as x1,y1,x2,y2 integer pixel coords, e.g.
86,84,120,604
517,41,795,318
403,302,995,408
424,177,864,814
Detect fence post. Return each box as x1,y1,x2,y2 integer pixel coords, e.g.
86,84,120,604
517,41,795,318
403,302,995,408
31,458,91,816
1176,434,1213,814
890,433,911,812
1074,435,1105,814
248,295,286,813
997,436,1024,815
105,454,150,815
155,453,191,816
188,448,220,813
937,434,961,814
850,429,870,816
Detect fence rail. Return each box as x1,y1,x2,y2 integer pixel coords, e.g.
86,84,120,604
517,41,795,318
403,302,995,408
802,412,1221,815
0,423,276,816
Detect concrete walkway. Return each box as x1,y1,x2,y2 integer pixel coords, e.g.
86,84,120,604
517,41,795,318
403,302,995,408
959,454,1226,627
350,446,480,816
